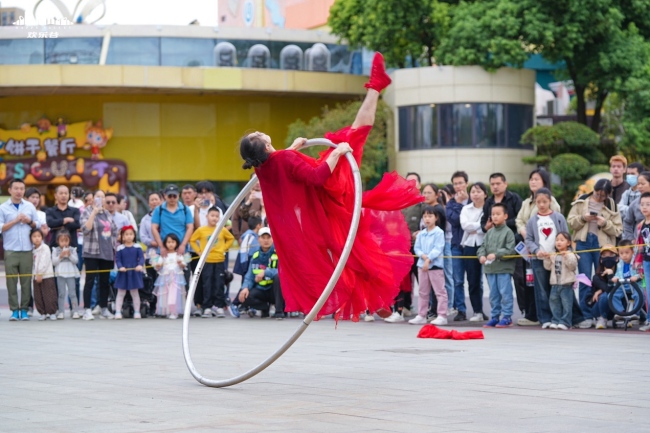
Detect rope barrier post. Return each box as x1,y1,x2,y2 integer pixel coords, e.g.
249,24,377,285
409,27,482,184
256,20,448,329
181,138,363,388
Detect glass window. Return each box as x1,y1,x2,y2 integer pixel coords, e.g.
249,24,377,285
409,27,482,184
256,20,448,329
161,37,216,67
0,39,44,64
326,44,352,73
45,38,102,64
398,106,415,151
475,103,505,148
106,37,159,66
507,104,534,148
453,104,474,147
398,105,438,150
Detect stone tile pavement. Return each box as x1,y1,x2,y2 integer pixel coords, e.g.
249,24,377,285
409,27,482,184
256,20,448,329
0,309,649,433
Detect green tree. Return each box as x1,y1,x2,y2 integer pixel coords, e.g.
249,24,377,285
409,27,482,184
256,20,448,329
328,0,451,68
520,121,603,166
284,100,390,187
436,0,650,133
619,44,650,164
549,153,591,211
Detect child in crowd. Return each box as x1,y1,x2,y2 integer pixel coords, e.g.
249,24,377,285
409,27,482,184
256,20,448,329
233,216,262,277
153,233,189,319
114,226,144,320
525,188,570,329
635,192,650,332
611,240,641,321
51,230,80,319
410,205,447,326
190,207,235,318
31,229,58,321
543,232,577,330
478,203,516,328
589,245,619,329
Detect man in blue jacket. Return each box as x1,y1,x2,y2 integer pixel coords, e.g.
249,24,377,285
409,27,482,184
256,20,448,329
237,227,286,319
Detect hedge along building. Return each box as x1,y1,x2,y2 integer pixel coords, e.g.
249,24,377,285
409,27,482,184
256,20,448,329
0,23,367,214
383,66,537,184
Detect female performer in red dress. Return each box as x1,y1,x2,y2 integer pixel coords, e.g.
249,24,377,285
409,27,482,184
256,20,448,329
239,53,423,321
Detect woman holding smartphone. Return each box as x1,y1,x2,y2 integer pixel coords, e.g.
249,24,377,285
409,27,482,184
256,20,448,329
567,179,622,326
79,190,119,320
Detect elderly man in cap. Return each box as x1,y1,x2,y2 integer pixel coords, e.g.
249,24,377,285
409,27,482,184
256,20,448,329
151,184,194,259
237,227,285,319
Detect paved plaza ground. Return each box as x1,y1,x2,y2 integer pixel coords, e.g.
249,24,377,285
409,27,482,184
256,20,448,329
1,304,649,433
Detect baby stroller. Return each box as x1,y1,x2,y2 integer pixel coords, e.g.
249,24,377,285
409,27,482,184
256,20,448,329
107,270,156,318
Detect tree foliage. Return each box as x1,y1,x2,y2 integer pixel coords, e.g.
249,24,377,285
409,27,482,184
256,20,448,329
520,121,604,165
328,0,451,68
284,100,389,187
436,0,650,132
619,45,650,164
549,153,592,211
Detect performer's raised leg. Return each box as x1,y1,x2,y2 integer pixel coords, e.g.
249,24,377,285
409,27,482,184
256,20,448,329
352,53,392,129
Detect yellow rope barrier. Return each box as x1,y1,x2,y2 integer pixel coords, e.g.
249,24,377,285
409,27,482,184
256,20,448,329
0,244,646,279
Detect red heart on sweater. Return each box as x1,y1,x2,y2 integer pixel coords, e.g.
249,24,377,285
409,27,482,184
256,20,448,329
542,227,553,238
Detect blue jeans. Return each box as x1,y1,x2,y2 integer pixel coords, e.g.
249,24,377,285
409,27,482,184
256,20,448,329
531,259,553,325
576,233,600,319
451,246,466,313
591,293,611,319
549,284,573,326
444,242,454,309
487,273,513,319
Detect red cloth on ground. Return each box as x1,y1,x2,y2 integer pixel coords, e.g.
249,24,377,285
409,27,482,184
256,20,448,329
254,125,423,320
417,325,485,340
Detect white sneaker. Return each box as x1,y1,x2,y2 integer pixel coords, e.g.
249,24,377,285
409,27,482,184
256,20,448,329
72,311,80,320
431,316,448,326
269,306,276,316
114,312,123,320
640,321,650,332
408,315,428,325
364,313,375,322
469,313,485,322
56,312,64,320
447,308,458,317
549,323,558,329
133,312,141,319
215,308,225,318
541,322,552,329
49,314,58,321
38,315,47,321
202,308,212,318
99,308,114,320
168,314,178,320
517,318,540,326
82,309,94,321
384,312,405,323
92,306,101,315
557,324,569,330
595,317,607,329
401,308,413,318
578,319,593,329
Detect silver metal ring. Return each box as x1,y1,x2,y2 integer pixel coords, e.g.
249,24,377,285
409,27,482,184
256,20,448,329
182,138,363,388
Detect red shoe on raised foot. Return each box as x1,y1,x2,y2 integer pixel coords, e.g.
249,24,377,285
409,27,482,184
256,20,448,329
364,52,392,92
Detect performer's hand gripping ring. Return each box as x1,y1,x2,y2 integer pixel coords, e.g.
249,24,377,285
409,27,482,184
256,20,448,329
182,138,363,388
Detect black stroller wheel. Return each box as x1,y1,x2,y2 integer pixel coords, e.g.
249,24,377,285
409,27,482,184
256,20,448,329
608,280,644,317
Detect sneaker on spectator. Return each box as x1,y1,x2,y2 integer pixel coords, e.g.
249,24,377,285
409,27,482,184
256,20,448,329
82,309,94,321
247,308,258,318
115,312,123,320
549,323,558,329
99,308,114,320
453,311,467,322
557,324,569,330
269,306,276,316
191,305,202,317
290,312,300,318
595,317,607,329
56,312,64,320
168,314,178,320
20,310,30,321
431,316,448,326
273,312,285,320
202,308,212,318
215,308,226,318
38,315,47,321
517,318,540,326
384,312,404,323
640,321,650,332
401,308,413,318
408,315,428,325
483,318,499,327
364,313,375,322
577,319,593,329
469,313,486,322
9,310,19,321
541,322,552,329
495,317,513,328
92,305,101,315
48,314,57,321
133,312,141,319
27,307,33,317
447,308,458,317
229,304,240,318
72,311,80,320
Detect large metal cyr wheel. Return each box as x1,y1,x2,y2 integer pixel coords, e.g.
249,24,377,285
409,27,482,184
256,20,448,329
182,138,362,388
607,279,645,317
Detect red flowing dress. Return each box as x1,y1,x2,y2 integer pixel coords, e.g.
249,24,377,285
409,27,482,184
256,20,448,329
255,125,423,320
